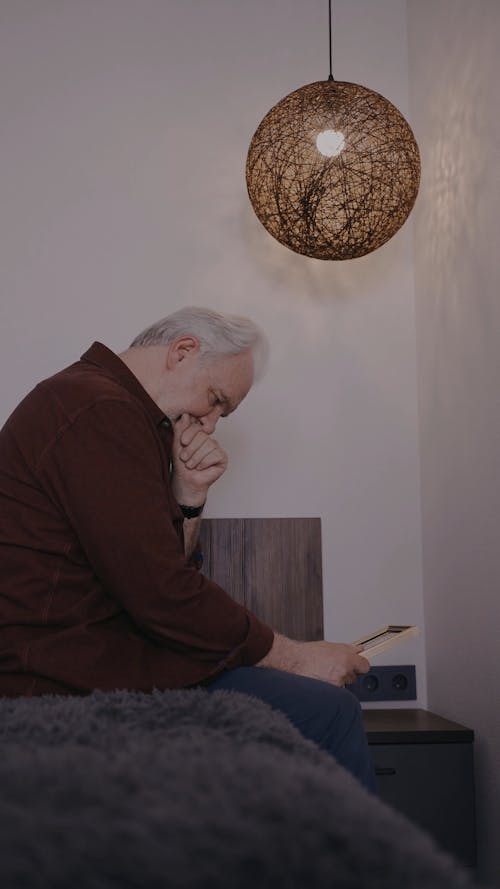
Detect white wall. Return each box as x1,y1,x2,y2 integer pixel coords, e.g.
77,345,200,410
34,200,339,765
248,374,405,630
0,1,424,700
408,0,500,882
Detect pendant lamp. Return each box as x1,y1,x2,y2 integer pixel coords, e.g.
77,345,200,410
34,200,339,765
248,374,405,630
246,2,420,261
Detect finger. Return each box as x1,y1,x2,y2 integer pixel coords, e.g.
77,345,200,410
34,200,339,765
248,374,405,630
185,440,222,469
179,422,206,448
179,430,213,461
187,462,227,486
357,655,370,673
173,413,193,441
189,448,227,472
329,677,344,688
180,426,219,459
181,435,220,466
329,666,350,687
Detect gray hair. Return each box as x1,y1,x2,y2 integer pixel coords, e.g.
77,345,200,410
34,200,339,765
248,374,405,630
130,306,269,381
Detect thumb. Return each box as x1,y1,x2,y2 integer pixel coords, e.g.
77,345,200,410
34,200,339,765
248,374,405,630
173,412,192,442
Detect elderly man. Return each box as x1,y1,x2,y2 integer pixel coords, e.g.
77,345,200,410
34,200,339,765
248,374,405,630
0,306,375,791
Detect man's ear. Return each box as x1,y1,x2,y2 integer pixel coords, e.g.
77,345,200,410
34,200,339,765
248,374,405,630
166,336,200,370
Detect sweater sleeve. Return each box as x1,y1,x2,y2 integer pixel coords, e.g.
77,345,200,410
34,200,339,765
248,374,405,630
37,397,274,669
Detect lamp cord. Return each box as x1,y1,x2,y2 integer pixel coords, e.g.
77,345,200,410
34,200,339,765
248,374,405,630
328,0,334,81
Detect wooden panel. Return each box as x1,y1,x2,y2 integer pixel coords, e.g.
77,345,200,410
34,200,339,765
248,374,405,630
198,518,323,641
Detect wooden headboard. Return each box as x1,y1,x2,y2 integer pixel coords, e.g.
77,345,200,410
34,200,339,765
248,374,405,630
198,518,323,642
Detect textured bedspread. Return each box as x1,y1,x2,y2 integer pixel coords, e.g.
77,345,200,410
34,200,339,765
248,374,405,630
0,688,485,888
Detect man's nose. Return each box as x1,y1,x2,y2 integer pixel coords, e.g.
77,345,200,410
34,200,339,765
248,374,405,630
200,408,222,435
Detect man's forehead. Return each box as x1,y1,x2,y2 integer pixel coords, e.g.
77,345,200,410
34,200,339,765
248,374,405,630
208,352,254,398
209,351,253,378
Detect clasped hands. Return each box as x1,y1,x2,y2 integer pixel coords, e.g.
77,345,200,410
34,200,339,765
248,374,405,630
171,413,228,507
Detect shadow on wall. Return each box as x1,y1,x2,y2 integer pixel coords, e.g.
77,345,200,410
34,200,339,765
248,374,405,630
239,200,406,306
414,3,500,424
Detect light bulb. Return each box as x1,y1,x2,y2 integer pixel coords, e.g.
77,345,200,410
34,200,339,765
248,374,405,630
316,129,345,157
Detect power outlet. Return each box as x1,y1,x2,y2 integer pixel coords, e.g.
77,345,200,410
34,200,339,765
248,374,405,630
346,665,416,702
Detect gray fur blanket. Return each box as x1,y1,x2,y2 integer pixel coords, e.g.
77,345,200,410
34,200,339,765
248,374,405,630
0,688,484,889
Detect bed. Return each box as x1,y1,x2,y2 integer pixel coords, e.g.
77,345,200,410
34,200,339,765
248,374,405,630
0,686,483,889
0,518,486,888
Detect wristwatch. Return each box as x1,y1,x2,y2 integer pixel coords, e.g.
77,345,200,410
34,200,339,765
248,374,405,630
178,502,205,519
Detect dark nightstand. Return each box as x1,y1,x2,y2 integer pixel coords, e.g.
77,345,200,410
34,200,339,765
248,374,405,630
362,708,476,867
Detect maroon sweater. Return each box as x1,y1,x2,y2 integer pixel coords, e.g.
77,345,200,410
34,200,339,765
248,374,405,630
0,343,274,696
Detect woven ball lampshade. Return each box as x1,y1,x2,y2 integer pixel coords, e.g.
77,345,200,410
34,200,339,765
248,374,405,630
246,79,421,260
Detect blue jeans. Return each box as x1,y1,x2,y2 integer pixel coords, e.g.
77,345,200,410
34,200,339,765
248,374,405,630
204,666,377,794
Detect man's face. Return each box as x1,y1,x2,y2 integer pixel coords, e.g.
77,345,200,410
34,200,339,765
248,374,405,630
163,346,254,434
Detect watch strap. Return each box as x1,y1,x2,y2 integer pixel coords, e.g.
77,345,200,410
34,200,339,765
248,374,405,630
178,502,205,519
